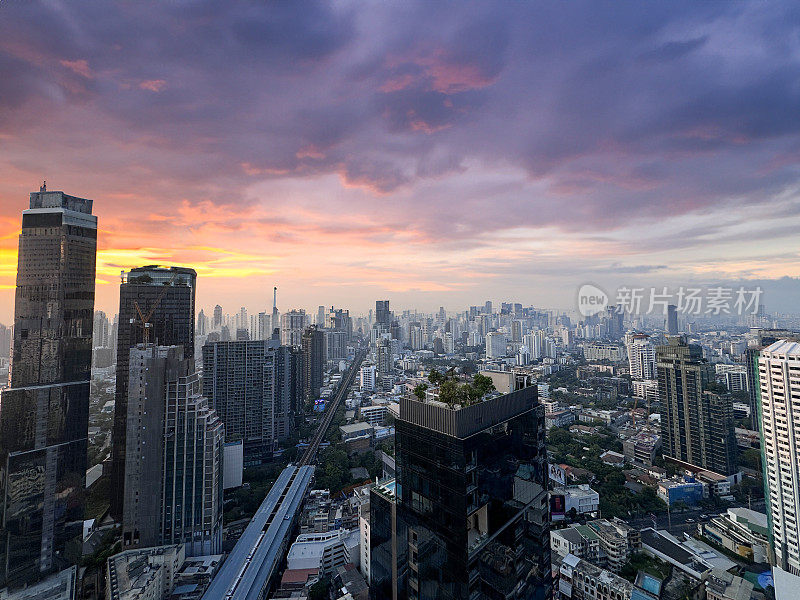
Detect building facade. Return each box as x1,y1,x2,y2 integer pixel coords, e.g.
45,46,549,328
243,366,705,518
122,345,223,556
389,386,551,600
202,340,302,465
657,337,737,476
111,265,196,518
0,187,97,588
303,325,325,400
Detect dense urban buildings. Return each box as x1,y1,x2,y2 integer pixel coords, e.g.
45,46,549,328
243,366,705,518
0,187,97,588
111,265,197,518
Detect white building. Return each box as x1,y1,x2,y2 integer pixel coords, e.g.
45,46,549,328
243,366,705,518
715,363,748,393
486,332,507,358
759,339,800,573
358,404,388,427
286,529,360,574
360,363,376,392
627,335,655,379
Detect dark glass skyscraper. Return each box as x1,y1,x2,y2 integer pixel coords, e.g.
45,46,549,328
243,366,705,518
110,265,196,518
387,387,551,600
0,187,97,588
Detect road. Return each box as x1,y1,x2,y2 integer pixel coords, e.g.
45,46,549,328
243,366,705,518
297,349,366,466
627,497,766,538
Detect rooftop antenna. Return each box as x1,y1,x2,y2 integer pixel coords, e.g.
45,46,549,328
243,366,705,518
273,286,277,311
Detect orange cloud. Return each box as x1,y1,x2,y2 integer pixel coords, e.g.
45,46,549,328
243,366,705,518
60,59,94,79
138,79,166,92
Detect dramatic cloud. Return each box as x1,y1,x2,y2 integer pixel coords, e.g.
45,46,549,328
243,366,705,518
0,1,798,316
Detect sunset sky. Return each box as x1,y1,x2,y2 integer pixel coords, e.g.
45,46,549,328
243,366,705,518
1,1,799,320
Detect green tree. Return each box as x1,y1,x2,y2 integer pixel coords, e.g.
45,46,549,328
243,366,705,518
428,368,445,385
413,383,428,401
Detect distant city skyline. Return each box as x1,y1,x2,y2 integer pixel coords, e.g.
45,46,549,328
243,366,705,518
2,3,800,319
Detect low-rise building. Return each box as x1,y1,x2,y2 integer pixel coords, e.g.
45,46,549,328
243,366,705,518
358,404,388,427
106,545,185,600
622,433,661,467
586,519,641,573
556,554,656,600
705,569,754,600
0,567,76,600
657,477,704,506
286,529,360,575
599,451,625,468
546,409,576,430
552,485,600,521
701,507,769,563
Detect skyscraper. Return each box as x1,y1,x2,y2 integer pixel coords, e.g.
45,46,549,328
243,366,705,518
0,186,97,587
376,300,391,327
387,385,551,599
213,304,223,330
302,325,325,401
627,333,655,380
122,344,223,556
202,340,302,465
111,265,197,519
758,340,800,572
657,337,737,475
667,304,678,335
280,309,307,346
197,308,208,337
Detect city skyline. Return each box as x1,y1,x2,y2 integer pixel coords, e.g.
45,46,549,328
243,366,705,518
2,2,800,319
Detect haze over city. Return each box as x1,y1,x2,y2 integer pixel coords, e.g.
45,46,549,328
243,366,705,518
2,1,800,319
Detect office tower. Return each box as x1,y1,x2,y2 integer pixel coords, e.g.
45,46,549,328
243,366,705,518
197,308,208,337
667,304,678,335
484,300,492,314
203,340,302,466
511,319,523,342
122,344,223,556
376,336,392,377
656,337,737,475
94,310,111,348
376,300,391,327
326,330,348,360
281,309,307,346
257,311,270,340
302,325,325,400
213,304,223,330
111,266,196,519
525,330,545,360
0,324,11,359
627,333,655,379
758,340,800,573
390,385,550,599
0,186,97,587
317,305,326,326
485,331,506,358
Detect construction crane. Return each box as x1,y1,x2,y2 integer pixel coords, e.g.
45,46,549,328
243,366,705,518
130,272,177,344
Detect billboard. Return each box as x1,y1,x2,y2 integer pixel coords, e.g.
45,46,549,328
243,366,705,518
550,492,566,519
549,463,566,486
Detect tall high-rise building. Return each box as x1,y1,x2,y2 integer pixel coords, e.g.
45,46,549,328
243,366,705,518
197,308,208,337
302,325,325,401
94,310,111,348
213,304,223,330
281,309,307,346
0,187,97,587
657,337,737,475
0,324,11,360
667,304,679,335
202,340,302,466
627,333,655,380
376,300,391,327
376,336,392,377
486,331,506,358
758,340,800,573
122,344,223,557
111,266,197,519
384,385,551,599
